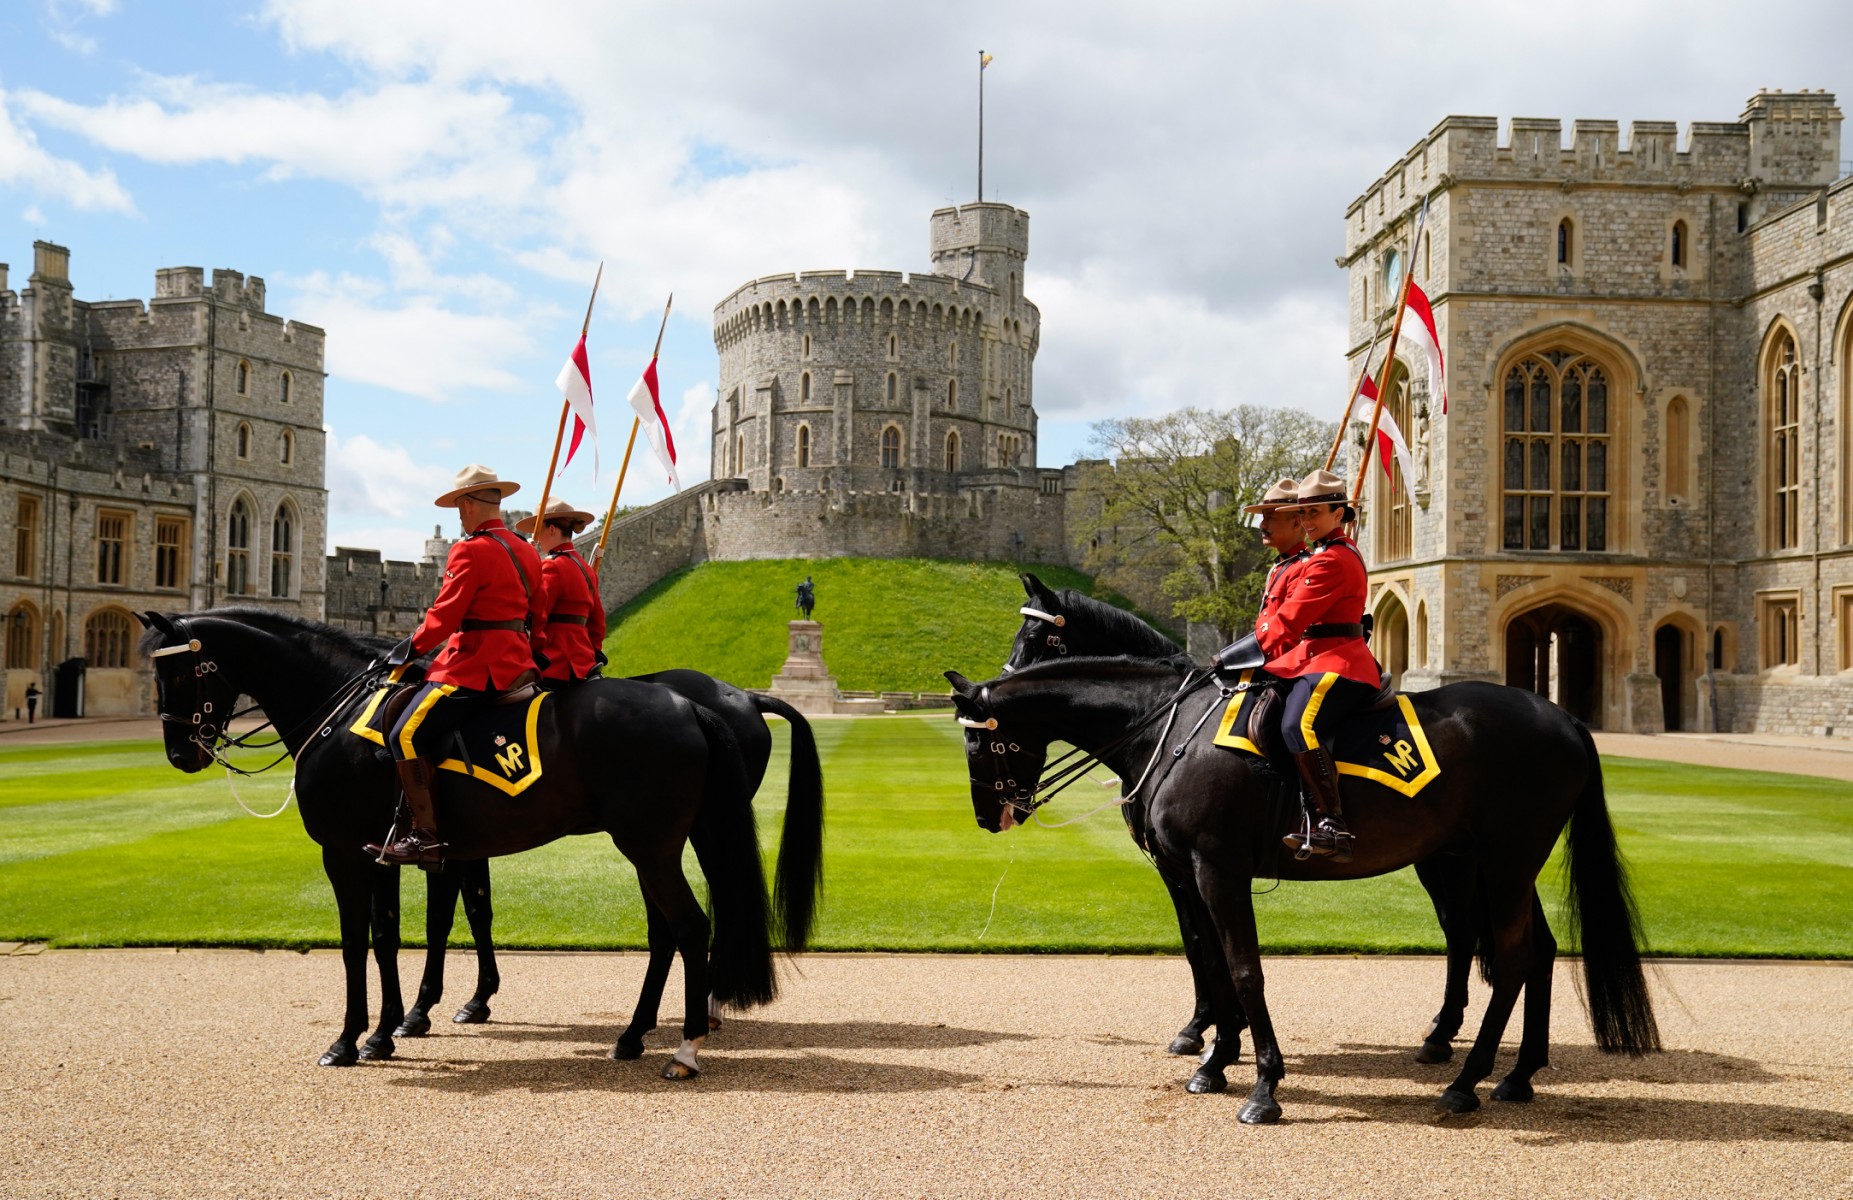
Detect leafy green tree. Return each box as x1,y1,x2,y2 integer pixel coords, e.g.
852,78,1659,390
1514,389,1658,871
1073,405,1336,643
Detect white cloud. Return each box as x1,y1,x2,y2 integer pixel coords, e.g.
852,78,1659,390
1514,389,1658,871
324,429,455,521
0,91,134,213
326,523,443,562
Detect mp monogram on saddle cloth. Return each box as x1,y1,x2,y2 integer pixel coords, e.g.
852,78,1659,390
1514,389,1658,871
1211,672,1442,798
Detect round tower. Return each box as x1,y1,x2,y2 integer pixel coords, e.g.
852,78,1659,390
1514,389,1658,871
710,204,1040,497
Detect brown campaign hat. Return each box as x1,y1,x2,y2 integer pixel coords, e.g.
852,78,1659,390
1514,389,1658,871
513,496,596,536
1242,477,1300,515
1293,468,1353,507
435,464,522,508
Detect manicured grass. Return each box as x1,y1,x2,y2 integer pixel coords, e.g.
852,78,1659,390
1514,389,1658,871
603,557,1134,694
1,723,1849,957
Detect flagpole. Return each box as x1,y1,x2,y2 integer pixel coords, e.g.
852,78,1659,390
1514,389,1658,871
1324,319,1386,472
977,49,985,201
532,263,603,539
592,293,674,565
1350,203,1427,510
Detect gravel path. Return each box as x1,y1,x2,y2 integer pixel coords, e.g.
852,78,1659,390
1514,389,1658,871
2,950,1848,1198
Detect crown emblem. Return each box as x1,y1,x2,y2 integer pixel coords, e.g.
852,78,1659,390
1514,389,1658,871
494,735,508,746
1378,734,1392,745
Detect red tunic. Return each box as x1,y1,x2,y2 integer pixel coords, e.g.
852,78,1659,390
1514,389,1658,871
1254,543,1309,635
532,547,607,682
1256,533,1380,686
409,519,545,691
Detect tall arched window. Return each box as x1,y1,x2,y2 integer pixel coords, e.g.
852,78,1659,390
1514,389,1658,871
1556,219,1573,266
948,340,957,368
5,602,39,670
1767,329,1801,549
802,333,812,359
280,429,294,465
1670,220,1687,270
880,425,902,469
734,434,745,475
1502,351,1611,551
226,498,252,596
800,371,812,403
236,422,251,459
795,424,811,469
270,504,295,598
279,370,292,403
1413,601,1429,669
1665,396,1690,500
1373,362,1413,562
235,360,250,395
885,372,897,404
947,379,958,408
84,608,134,669
887,333,897,360
945,430,960,474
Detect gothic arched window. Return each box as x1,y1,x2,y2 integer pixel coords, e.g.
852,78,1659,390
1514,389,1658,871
1671,220,1688,270
947,379,957,408
1767,329,1801,550
236,422,251,459
880,425,902,469
801,371,811,403
280,370,292,403
236,360,250,395
280,429,294,465
1372,362,1413,563
1501,351,1611,552
1665,396,1690,501
885,372,897,404
796,424,811,469
270,503,295,598
1556,219,1573,266
945,430,960,474
84,607,134,669
227,498,253,596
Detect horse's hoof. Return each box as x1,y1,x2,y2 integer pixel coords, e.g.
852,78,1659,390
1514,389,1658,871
318,1044,358,1068
1238,1097,1283,1125
610,1040,645,1061
661,1059,699,1081
452,1000,491,1025
1185,1069,1227,1095
1437,1087,1480,1114
394,1011,432,1038
708,1014,723,1033
1490,1077,1534,1104
1414,1039,1453,1065
1167,1033,1205,1057
357,1035,394,1062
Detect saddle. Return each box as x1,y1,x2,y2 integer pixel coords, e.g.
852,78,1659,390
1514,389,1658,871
1212,665,1438,798
354,672,551,797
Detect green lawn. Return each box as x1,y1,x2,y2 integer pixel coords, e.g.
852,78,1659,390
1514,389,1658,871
603,557,1136,694
0,722,1848,957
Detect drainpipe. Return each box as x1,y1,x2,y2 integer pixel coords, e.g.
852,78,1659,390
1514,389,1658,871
1703,197,1719,732
1809,264,1825,677
204,298,217,609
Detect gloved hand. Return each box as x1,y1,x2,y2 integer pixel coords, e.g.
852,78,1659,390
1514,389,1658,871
386,636,416,667
594,649,609,670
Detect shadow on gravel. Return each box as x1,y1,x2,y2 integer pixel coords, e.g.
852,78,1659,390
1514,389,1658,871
381,1051,984,1096
464,1018,1034,1052
1292,1042,1785,1087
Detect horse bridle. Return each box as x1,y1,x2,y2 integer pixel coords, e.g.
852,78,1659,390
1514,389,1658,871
1001,605,1067,675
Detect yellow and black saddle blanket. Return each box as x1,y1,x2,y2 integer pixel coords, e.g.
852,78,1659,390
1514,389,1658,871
349,681,550,797
1210,671,1441,798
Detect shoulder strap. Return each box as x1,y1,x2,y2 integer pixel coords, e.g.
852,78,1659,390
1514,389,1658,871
478,530,532,599
561,551,597,598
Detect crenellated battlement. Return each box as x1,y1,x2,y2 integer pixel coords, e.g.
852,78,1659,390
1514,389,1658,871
713,267,1037,353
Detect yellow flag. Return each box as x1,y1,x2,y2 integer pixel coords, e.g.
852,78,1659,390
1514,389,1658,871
981,52,994,68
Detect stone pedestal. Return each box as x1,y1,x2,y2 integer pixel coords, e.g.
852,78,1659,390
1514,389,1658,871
767,621,843,715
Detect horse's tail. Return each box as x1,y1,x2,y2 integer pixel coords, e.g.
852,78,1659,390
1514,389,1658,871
691,703,778,1008
749,693,825,953
1563,719,1661,1055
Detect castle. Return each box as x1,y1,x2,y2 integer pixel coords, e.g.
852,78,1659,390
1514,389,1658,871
0,243,327,718
1345,87,1852,735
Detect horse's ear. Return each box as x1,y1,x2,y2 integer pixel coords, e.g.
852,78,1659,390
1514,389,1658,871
148,612,177,635
134,611,153,629
944,670,976,696
1022,573,1057,605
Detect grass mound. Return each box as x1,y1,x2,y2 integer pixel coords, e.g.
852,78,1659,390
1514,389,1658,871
602,558,1144,694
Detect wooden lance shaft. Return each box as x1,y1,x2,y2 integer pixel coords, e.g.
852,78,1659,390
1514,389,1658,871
1351,226,1425,510
592,293,674,565
532,262,604,538
1324,319,1387,473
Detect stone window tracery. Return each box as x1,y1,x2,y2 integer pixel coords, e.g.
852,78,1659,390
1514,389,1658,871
1767,330,1801,550
880,425,902,469
271,503,295,598
1501,351,1611,552
1556,219,1573,266
945,430,960,474
84,608,134,669
227,497,253,596
796,424,811,469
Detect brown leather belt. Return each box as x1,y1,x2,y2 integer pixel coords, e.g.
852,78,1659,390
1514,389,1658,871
1305,623,1365,638
461,618,526,633
548,614,589,626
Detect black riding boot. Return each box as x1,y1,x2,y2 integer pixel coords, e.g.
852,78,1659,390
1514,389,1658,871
1284,746,1354,863
367,757,447,864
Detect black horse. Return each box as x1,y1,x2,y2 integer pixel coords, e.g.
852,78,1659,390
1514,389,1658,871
1006,574,1482,1065
393,672,823,1054
947,655,1659,1122
140,608,804,1080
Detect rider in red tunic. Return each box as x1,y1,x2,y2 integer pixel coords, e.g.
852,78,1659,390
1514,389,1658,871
1258,469,1381,862
367,464,544,865
516,497,607,683
1247,477,1309,630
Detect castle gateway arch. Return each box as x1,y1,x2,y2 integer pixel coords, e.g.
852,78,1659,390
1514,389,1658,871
1503,601,1605,728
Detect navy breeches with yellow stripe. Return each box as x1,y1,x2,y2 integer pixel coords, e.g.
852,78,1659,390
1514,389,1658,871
390,681,492,761
1279,672,1380,756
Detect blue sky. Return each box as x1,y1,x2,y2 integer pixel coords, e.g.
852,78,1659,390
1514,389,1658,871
3,0,1850,558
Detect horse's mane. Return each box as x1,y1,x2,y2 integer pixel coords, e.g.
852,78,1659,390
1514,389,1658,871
138,606,396,671
995,652,1193,689
1055,588,1192,665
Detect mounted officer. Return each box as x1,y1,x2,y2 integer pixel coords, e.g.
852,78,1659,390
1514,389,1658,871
1216,468,1380,862
367,465,544,865
1246,476,1308,623
515,497,607,684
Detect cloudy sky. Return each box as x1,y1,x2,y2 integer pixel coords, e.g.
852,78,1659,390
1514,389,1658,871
3,0,1849,557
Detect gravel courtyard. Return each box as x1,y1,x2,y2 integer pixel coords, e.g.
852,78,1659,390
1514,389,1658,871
2,949,1848,1198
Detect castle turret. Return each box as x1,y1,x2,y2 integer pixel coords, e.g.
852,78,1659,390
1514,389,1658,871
929,202,1029,298
1741,87,1843,187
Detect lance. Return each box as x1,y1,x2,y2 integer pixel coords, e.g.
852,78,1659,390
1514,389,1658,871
532,263,603,540
592,292,674,565
1324,317,1388,473
1350,197,1429,514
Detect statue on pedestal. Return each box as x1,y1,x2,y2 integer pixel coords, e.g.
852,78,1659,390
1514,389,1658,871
795,575,815,620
